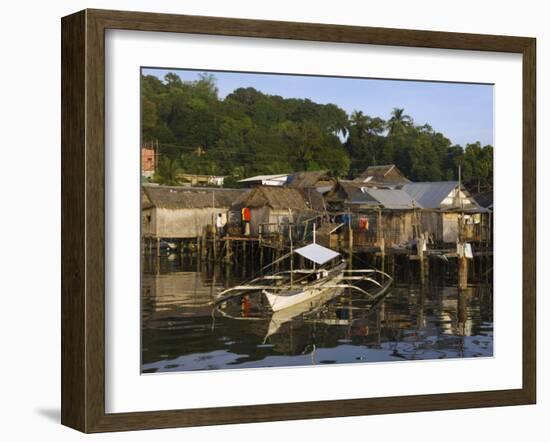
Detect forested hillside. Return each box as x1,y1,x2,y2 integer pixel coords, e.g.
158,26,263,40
141,73,493,191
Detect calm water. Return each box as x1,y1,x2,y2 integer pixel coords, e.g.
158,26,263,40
141,254,493,373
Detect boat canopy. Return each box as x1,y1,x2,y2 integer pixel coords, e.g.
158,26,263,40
294,243,340,265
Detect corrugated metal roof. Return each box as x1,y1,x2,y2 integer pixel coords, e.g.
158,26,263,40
238,174,289,183
351,188,420,209
294,243,340,265
400,182,459,209
348,189,379,205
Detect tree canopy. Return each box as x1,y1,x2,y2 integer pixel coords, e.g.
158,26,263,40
142,73,493,191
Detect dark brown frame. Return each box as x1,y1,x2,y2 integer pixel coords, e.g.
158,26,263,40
61,8,536,433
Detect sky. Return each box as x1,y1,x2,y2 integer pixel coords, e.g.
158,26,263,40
142,67,494,147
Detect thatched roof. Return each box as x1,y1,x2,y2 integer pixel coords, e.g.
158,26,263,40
286,170,334,189
141,187,152,207
354,164,411,184
142,185,246,210
239,186,317,211
325,180,364,203
301,187,326,212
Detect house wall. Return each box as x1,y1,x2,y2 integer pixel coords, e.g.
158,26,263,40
342,208,489,248
249,206,269,236
381,212,416,246
141,147,156,173
269,210,293,235
142,207,157,237
442,213,460,243
249,207,295,236
351,211,416,248
441,188,474,208
144,207,228,238
419,212,444,243
420,211,488,244
350,212,379,247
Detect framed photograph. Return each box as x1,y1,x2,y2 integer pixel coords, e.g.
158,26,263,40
61,9,536,433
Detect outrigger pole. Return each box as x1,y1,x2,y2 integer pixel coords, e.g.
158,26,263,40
312,222,316,270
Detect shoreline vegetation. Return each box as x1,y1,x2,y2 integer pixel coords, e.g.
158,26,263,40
141,73,493,192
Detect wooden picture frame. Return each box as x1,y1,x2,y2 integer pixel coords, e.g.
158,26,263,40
61,8,536,433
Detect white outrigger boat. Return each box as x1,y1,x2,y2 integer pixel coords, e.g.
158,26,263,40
216,237,392,313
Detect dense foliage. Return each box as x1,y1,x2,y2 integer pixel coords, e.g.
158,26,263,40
142,73,493,191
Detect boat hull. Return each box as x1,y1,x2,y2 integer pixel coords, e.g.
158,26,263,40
263,276,342,312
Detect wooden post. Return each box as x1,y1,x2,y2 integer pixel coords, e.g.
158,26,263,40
225,238,231,263
379,236,385,273
348,219,353,263
418,234,426,285
456,239,468,289
259,244,264,275
212,225,217,262
458,255,468,289
377,207,382,249
201,229,207,259
457,209,468,289
423,231,429,282
156,237,160,257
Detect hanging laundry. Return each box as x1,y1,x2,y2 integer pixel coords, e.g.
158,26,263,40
358,217,369,230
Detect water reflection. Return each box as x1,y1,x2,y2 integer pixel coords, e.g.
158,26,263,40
141,255,493,373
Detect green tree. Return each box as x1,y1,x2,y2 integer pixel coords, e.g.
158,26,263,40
387,108,413,137
140,72,492,188
153,158,182,186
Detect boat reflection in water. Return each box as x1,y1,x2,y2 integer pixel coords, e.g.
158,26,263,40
141,256,493,373
216,286,347,342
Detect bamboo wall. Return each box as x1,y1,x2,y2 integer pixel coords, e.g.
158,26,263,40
143,207,229,239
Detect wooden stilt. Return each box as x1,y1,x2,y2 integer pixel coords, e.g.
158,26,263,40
418,234,426,285
458,256,468,289
212,226,217,262
260,244,264,274
226,238,232,263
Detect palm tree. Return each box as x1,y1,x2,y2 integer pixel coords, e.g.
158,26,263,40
153,157,181,185
366,116,385,136
350,111,368,138
387,108,413,136
349,111,385,139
